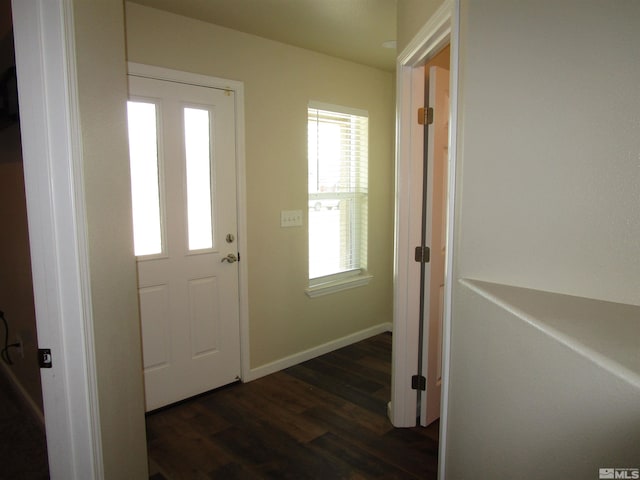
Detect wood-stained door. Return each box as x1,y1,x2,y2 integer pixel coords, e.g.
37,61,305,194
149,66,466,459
422,66,449,426
127,74,241,411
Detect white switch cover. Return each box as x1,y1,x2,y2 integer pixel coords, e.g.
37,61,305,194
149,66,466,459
281,209,303,227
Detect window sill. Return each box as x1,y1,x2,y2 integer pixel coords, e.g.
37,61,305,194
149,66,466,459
305,273,373,298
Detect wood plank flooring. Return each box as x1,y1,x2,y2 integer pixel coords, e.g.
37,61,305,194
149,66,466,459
147,333,439,479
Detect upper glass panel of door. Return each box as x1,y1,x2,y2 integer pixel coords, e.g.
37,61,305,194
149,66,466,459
184,107,214,252
127,102,216,256
127,100,163,257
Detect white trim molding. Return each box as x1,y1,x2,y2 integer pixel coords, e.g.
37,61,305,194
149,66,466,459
390,63,426,428
439,3,460,479
127,62,243,92
305,272,373,298
12,0,103,478
245,323,392,382
127,63,251,384
399,1,453,67
391,1,459,479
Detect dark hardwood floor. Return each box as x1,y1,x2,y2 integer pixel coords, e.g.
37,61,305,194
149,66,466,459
0,371,49,480
147,333,439,479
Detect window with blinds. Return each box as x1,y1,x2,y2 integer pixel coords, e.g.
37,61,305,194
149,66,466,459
308,102,368,283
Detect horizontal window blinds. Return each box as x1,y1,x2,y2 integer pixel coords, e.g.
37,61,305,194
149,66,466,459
308,105,368,280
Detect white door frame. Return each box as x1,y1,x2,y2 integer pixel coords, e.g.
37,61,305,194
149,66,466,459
12,0,102,478
391,0,459,478
127,62,251,387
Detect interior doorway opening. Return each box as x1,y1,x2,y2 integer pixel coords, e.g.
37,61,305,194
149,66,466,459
391,2,458,479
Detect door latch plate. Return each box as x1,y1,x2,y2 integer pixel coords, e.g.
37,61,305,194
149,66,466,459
38,349,52,368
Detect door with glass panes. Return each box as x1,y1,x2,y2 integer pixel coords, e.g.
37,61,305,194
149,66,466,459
127,73,240,411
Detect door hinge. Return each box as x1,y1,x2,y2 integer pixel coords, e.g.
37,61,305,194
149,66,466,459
414,245,430,263
411,375,426,391
417,107,434,125
38,349,52,368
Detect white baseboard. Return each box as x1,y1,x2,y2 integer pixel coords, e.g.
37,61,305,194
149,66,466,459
0,362,45,425
245,322,393,382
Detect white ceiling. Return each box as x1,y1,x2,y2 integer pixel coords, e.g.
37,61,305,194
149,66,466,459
127,0,398,71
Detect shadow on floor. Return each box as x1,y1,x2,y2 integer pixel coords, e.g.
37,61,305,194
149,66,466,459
0,371,49,479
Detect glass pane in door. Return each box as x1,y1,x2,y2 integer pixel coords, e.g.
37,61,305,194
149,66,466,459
127,101,163,256
184,107,214,251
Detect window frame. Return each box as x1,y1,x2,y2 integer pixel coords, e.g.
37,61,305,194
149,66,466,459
305,101,371,297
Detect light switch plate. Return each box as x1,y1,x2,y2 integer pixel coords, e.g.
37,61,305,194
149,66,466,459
281,209,303,227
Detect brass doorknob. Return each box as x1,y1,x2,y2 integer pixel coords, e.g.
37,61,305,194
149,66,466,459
221,253,238,263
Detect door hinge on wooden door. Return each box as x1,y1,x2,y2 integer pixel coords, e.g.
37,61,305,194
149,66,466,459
417,107,434,125
411,375,426,391
414,246,430,263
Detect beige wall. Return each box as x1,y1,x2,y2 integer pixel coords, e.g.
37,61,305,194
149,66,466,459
453,0,640,306
72,1,147,477
447,0,640,476
396,0,445,53
125,3,396,369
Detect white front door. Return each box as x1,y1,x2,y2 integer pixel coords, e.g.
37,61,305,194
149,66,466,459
127,74,241,411
421,66,450,426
